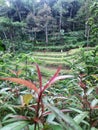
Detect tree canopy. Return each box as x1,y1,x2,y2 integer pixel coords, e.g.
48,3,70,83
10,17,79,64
0,0,97,51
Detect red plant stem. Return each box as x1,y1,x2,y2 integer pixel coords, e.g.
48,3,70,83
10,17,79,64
34,91,44,130
82,88,93,128
36,93,42,117
34,123,37,130
89,108,92,128
34,93,41,130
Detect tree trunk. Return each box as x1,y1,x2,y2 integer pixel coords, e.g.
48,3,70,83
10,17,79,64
85,0,90,49
15,2,22,21
59,13,62,31
45,23,48,45
3,31,7,40
85,23,90,48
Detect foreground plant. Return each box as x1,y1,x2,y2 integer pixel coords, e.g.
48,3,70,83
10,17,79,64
0,64,83,130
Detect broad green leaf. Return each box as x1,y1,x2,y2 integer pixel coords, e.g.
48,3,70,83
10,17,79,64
74,112,88,124
1,121,29,130
46,102,82,130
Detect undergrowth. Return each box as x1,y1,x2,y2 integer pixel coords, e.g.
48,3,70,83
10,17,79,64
0,47,98,130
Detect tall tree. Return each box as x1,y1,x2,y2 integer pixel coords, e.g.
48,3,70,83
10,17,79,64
88,1,98,45
36,3,53,45
65,0,80,31
7,0,29,21
84,0,91,48
53,0,67,32
75,0,93,46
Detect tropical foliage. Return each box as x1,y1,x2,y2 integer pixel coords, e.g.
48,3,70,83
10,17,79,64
0,0,98,130
0,47,98,129
0,0,97,51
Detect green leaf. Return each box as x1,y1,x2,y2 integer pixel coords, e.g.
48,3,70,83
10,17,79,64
2,118,21,125
46,102,82,130
1,121,29,130
0,121,2,128
91,99,98,108
43,124,62,130
69,107,83,113
50,125,62,130
2,114,14,122
91,127,98,130
47,113,59,125
29,125,34,130
86,87,94,95
74,112,88,124
7,106,16,114
47,113,55,122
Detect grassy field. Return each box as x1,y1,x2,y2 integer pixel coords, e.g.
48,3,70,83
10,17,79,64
32,49,81,80
32,47,97,80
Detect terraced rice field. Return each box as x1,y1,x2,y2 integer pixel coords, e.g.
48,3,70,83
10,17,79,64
32,46,96,82
33,49,80,79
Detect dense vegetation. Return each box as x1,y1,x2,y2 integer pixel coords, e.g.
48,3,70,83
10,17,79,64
0,47,98,130
0,0,98,52
0,0,98,130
